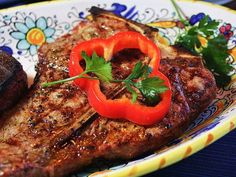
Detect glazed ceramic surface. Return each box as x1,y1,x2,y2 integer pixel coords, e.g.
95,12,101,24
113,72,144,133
0,0,236,176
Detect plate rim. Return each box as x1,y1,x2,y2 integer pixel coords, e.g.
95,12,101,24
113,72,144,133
0,0,236,14
0,0,236,177
101,108,236,177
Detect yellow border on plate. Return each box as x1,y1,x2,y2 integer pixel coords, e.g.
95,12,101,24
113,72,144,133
95,112,236,177
0,1,236,177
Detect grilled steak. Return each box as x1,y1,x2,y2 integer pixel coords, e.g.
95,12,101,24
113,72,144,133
0,7,217,177
0,50,27,113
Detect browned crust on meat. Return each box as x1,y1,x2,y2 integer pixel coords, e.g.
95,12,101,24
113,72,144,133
47,55,216,177
0,7,217,177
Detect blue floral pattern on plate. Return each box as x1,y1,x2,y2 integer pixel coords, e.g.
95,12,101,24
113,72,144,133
0,1,236,177
10,16,55,55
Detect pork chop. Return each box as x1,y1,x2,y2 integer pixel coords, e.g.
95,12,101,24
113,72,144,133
0,7,217,177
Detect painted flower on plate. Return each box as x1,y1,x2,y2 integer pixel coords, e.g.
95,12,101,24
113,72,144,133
219,23,234,41
10,16,55,55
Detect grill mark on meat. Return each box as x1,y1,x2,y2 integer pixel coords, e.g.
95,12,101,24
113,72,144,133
44,10,216,176
162,65,191,120
0,7,217,177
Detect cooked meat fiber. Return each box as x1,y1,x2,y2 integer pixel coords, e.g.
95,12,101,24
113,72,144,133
0,7,217,177
0,50,27,113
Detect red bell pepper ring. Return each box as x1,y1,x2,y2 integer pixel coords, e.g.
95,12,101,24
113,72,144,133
69,31,172,125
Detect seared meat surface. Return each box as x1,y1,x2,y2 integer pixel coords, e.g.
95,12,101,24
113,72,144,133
0,50,27,113
0,7,217,177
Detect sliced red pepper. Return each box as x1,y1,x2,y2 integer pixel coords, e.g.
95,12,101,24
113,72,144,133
69,31,172,125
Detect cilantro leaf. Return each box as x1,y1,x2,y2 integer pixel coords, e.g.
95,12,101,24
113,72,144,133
43,51,169,106
201,35,233,86
176,16,233,87
127,62,150,80
177,16,219,54
135,77,168,106
177,30,201,54
125,82,138,103
82,51,113,82
197,16,219,37
125,62,168,105
136,77,167,93
82,54,168,105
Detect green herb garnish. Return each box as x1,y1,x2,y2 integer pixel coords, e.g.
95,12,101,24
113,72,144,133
42,51,167,104
121,62,167,103
41,51,113,87
81,51,113,82
176,16,219,54
171,0,234,86
135,77,167,106
201,35,233,85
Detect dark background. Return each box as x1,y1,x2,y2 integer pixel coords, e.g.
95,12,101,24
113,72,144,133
0,1,236,177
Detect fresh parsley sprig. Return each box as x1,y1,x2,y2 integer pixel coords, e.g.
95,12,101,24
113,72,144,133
176,16,219,54
201,35,233,85
81,51,113,82
120,62,168,104
171,0,234,86
176,16,234,86
42,51,113,87
42,51,167,104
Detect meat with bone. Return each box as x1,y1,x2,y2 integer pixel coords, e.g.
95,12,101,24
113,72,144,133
0,7,217,177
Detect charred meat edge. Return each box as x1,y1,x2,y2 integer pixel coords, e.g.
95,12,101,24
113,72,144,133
0,6,217,177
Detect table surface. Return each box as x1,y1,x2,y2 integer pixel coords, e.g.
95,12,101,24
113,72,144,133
0,1,236,177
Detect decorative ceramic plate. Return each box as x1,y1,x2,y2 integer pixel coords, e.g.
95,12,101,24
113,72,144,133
0,0,236,176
